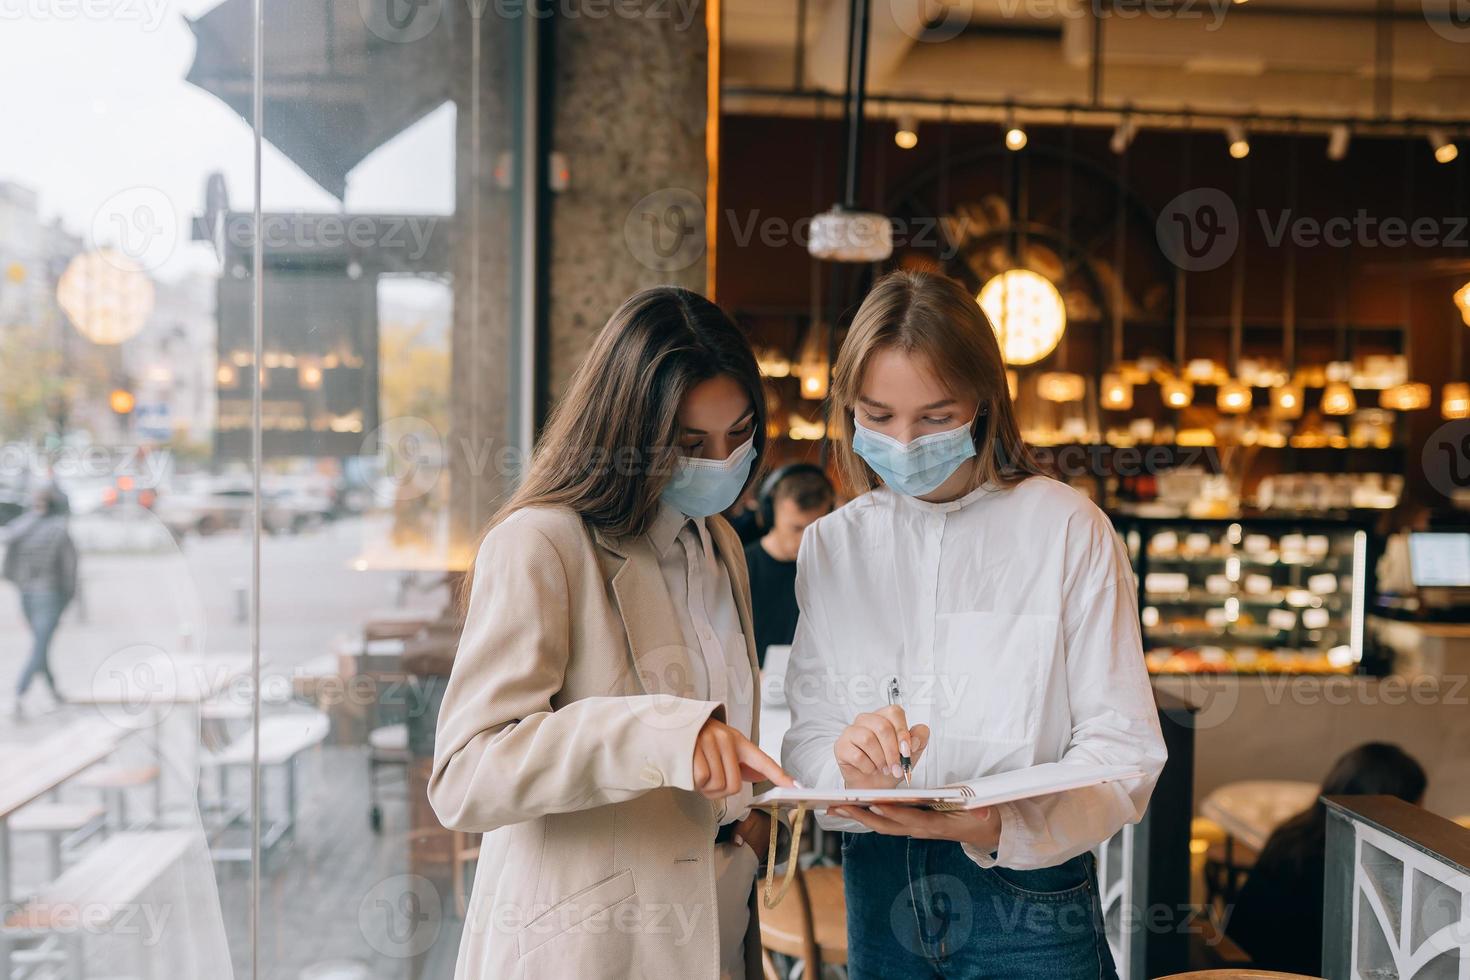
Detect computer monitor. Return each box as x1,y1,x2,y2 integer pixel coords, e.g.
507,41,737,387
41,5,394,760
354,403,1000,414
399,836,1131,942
1408,532,1470,589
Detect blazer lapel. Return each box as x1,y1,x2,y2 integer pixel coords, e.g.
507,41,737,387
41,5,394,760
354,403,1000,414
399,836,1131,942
707,516,762,742
601,531,700,699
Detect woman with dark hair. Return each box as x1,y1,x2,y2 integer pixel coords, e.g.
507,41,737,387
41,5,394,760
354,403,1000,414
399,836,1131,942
429,287,793,980
3,483,76,712
1228,742,1429,976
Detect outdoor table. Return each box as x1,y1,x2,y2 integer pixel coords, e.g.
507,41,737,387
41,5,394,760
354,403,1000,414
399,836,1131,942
0,719,126,975
67,653,256,823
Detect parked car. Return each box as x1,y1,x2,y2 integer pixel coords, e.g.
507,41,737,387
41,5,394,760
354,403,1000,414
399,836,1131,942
155,479,294,538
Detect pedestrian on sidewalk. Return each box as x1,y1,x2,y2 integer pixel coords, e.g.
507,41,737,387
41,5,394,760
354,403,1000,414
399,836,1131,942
3,483,77,712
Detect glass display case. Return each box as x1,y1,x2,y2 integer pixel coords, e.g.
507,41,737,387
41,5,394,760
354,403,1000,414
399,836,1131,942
1111,514,1381,675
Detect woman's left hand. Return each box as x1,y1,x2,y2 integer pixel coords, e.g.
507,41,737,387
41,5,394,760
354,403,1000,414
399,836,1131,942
830,804,1001,852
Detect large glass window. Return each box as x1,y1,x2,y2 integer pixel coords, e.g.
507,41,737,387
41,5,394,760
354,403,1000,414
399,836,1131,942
0,3,531,975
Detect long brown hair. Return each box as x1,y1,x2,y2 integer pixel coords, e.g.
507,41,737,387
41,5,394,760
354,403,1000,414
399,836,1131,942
481,284,765,543
830,269,1041,495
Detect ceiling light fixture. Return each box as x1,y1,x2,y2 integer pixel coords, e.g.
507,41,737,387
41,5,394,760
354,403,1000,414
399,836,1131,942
1110,116,1136,155
1004,106,1027,152
895,113,918,150
1225,122,1250,159
1429,130,1459,165
977,269,1067,365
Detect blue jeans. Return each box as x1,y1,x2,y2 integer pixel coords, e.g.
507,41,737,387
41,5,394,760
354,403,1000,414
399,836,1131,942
17,590,65,697
842,832,1117,980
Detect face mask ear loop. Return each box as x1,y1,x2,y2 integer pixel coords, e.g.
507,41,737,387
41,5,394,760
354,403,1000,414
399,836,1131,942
760,803,806,909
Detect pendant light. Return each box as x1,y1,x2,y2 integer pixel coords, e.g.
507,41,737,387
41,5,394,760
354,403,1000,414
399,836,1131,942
1323,160,1355,416
1447,158,1469,420
1162,120,1195,409
1445,382,1470,419
1273,128,1304,419
1217,146,1251,415
1039,114,1084,404
1101,116,1134,412
1380,140,1431,411
808,0,892,263
988,111,1068,369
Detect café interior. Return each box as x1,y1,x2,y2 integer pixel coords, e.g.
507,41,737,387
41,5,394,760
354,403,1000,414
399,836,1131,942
2,0,1470,978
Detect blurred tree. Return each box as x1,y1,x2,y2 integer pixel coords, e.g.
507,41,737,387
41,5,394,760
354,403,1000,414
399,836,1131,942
379,319,450,436
0,322,113,442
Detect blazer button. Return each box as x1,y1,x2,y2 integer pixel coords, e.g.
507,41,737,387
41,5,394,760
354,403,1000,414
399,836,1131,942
641,765,664,786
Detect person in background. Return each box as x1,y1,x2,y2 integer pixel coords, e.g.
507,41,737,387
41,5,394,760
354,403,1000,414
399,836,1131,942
743,464,834,667
725,487,765,546
1228,742,1428,977
3,484,77,712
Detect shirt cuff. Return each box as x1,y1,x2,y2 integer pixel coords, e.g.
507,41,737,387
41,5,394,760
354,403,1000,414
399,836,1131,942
961,801,1026,868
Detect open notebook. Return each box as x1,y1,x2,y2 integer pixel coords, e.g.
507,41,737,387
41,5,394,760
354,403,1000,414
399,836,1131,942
751,762,1148,812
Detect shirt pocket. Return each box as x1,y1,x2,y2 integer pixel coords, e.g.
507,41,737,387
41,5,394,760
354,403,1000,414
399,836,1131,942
937,610,1057,745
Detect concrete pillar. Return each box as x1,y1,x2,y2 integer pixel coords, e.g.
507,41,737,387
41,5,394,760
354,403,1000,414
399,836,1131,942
547,4,711,398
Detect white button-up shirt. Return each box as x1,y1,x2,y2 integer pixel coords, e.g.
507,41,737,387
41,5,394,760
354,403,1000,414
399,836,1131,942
648,503,757,980
781,477,1167,870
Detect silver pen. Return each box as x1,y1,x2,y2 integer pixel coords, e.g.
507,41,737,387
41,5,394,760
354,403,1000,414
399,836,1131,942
886,677,912,784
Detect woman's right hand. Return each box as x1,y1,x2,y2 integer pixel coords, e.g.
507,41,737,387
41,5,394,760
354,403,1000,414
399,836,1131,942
835,706,931,789
691,718,794,799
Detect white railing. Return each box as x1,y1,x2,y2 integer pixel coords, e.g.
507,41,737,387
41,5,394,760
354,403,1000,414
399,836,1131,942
1324,797,1470,980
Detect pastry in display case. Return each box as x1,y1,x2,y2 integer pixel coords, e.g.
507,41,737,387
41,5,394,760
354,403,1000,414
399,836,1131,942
1111,515,1379,675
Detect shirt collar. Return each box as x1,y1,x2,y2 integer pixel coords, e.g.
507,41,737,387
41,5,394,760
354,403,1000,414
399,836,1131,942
886,479,1000,515
649,501,701,557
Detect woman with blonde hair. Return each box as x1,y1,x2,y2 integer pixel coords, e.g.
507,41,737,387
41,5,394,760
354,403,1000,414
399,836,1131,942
782,269,1166,978
431,286,793,980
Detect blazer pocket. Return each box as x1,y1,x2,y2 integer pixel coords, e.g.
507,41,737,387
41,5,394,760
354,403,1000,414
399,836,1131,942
516,868,638,958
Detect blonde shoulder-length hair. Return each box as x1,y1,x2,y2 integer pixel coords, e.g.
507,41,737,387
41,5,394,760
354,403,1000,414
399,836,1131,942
830,269,1042,495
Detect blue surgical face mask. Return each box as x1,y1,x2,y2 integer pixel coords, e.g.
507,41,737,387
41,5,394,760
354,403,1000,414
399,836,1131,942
661,437,757,518
852,415,977,497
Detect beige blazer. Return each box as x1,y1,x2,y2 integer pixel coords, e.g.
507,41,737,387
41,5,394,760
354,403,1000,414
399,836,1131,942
429,505,767,980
